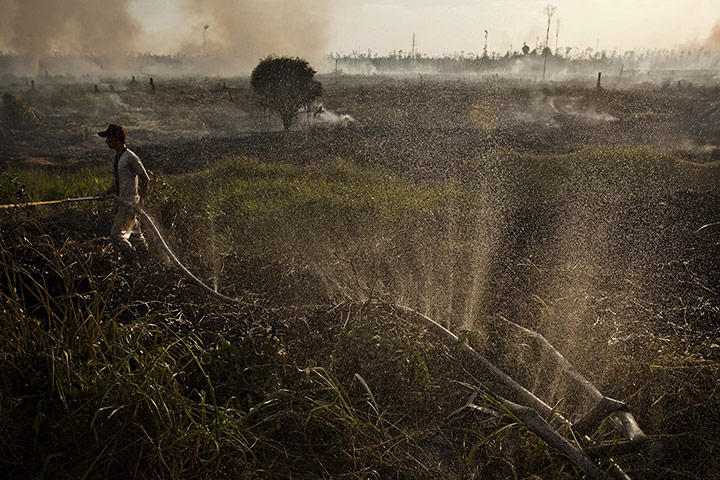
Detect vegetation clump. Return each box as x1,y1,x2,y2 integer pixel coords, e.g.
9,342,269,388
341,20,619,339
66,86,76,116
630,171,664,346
250,56,322,130
0,223,547,479
2,92,41,128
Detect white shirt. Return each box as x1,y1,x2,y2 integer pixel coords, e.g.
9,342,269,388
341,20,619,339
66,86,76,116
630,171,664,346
114,148,149,203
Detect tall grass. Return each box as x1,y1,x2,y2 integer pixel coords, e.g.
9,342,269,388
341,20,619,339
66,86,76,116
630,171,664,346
0,233,260,478
1,148,718,478
3,222,621,479
177,155,446,229
0,227,479,478
0,165,110,205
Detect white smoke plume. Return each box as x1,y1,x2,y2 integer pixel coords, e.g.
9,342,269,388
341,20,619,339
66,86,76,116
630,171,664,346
703,20,720,51
298,107,356,129
512,93,617,128
0,0,140,75
179,0,332,73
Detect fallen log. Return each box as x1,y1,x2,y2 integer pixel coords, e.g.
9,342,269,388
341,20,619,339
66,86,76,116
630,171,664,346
391,304,568,425
499,397,612,480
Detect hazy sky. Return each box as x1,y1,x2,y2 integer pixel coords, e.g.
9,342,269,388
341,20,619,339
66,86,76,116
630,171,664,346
130,0,720,56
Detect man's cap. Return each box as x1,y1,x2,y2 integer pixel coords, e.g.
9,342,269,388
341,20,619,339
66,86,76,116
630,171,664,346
97,124,127,140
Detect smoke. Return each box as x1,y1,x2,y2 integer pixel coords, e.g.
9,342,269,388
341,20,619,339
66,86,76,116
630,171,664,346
0,0,140,75
298,107,356,129
512,92,616,128
0,0,331,76
179,0,332,73
703,20,720,51
316,109,355,127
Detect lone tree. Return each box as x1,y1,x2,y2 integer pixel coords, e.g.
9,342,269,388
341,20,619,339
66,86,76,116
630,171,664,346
251,56,323,130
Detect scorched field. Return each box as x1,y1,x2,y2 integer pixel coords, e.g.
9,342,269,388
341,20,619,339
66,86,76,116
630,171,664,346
1,73,719,479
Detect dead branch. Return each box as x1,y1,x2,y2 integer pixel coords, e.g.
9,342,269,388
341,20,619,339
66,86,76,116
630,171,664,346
391,304,568,426
574,396,627,437
393,304,644,480
499,397,613,480
497,316,649,449
452,396,632,480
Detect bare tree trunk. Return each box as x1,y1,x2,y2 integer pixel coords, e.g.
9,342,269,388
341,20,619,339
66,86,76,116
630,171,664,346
542,4,556,80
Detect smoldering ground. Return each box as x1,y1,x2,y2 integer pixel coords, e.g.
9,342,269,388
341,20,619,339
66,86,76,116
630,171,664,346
1,47,719,479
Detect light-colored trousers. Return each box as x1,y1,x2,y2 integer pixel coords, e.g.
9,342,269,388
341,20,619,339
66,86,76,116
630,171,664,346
111,204,147,253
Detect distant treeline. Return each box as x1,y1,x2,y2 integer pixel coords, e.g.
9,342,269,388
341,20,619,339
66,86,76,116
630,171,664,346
0,48,719,78
328,48,720,76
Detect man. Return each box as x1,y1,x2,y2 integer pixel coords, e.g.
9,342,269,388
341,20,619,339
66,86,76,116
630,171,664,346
97,123,150,265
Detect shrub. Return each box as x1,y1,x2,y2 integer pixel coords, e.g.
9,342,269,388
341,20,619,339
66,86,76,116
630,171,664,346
2,93,41,127
250,56,322,130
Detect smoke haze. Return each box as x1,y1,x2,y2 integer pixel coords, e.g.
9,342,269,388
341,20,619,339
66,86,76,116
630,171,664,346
0,0,332,75
0,1,713,77
704,20,720,51
0,0,140,74
178,0,331,72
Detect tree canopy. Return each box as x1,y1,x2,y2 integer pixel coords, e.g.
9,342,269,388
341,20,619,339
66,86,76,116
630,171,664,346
250,56,323,130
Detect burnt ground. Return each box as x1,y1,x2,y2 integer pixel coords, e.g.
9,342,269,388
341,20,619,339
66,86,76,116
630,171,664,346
1,74,719,478
1,75,720,172
2,73,718,374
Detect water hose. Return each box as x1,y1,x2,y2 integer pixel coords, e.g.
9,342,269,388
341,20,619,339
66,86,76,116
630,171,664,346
132,201,258,308
1,195,649,478
107,196,257,308
0,194,258,308
0,195,102,209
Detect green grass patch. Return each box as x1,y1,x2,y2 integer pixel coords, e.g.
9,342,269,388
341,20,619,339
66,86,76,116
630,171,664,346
0,165,110,205
178,155,446,221
458,146,720,206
